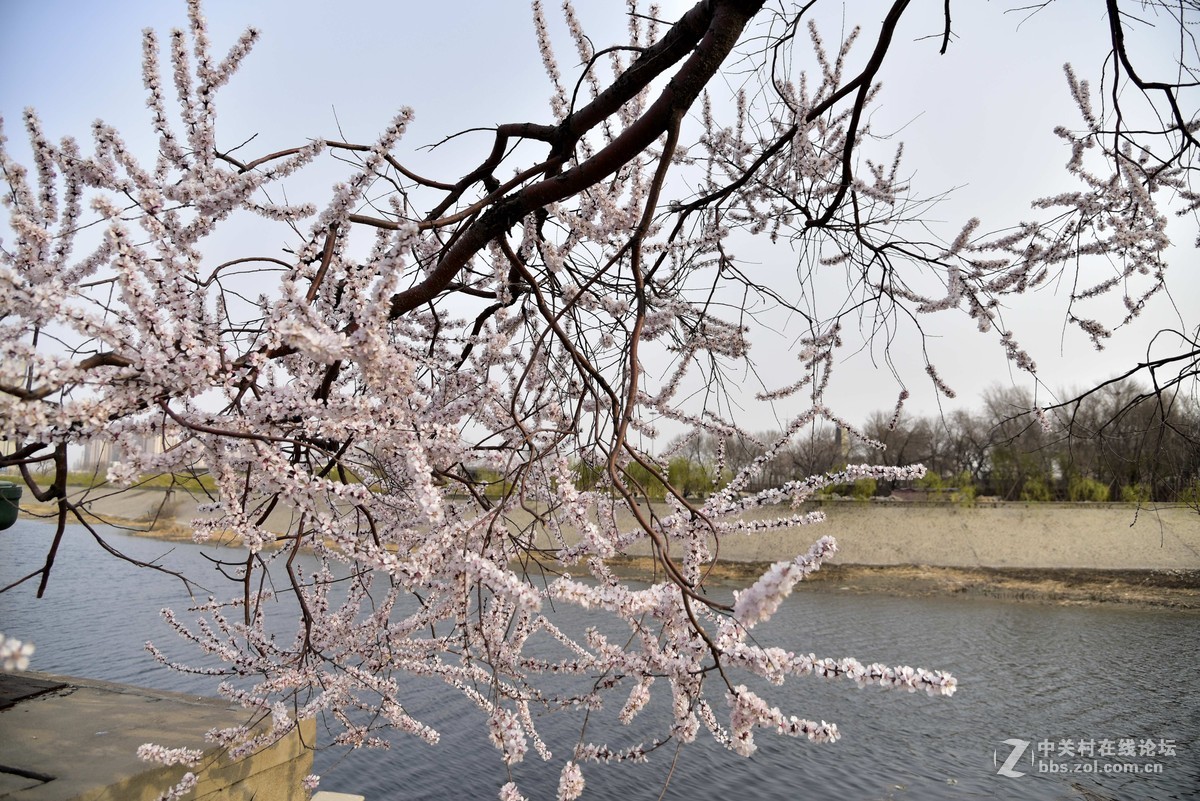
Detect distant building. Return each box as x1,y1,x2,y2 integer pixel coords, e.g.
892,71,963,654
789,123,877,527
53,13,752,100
75,432,172,473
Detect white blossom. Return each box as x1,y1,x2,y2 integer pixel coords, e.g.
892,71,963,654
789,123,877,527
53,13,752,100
0,633,35,672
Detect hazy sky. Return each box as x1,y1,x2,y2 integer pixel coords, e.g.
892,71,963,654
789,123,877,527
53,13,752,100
1,1,1195,430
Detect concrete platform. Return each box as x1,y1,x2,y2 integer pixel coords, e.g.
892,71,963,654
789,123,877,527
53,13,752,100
0,672,314,801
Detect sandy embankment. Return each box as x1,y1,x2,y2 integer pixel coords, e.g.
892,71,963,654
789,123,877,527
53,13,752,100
611,501,1200,608
17,488,1200,607
618,500,1200,570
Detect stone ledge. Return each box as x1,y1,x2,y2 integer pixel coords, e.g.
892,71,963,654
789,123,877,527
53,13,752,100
0,672,313,801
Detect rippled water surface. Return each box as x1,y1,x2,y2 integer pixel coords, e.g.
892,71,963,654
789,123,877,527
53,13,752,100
2,521,1196,800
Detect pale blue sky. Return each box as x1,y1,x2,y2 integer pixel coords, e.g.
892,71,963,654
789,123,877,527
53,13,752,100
1,1,1195,428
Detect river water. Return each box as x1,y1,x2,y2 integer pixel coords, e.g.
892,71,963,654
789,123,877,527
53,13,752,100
1,520,1196,801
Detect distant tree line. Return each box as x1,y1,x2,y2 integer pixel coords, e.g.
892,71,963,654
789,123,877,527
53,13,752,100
644,380,1199,504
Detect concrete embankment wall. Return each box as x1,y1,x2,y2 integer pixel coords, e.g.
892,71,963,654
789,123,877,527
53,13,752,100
29,487,1200,572
676,501,1200,571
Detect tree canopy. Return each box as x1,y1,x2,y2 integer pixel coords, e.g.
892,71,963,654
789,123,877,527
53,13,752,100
1,1,1196,798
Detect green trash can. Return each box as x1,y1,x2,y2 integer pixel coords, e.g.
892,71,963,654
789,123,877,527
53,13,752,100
0,481,22,530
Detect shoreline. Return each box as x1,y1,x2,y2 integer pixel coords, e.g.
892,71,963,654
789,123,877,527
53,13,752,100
13,490,1200,610
607,557,1200,610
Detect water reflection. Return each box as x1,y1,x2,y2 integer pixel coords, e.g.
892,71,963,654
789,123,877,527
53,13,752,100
1,521,1196,800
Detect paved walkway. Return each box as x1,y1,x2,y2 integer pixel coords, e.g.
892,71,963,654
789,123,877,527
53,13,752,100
0,672,312,801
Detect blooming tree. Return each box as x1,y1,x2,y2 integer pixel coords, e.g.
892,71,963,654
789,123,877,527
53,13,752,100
1,0,1195,798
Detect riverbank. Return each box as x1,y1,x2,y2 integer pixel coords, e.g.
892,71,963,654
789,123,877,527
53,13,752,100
14,489,1200,608
602,501,1200,609
608,558,1200,609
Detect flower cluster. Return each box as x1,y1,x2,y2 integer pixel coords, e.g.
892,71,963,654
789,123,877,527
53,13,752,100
556,761,585,801
488,708,529,765
136,744,204,766
0,633,34,672
733,535,838,627
728,685,839,757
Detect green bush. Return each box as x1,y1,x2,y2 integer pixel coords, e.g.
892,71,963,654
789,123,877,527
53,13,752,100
826,476,878,499
470,467,514,500
850,477,877,500
624,461,667,502
572,461,604,491
1020,475,1052,502
1176,480,1200,505
57,470,219,492
667,457,715,498
1120,483,1152,504
1067,475,1110,502
950,471,977,507
914,471,976,504
915,472,945,494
